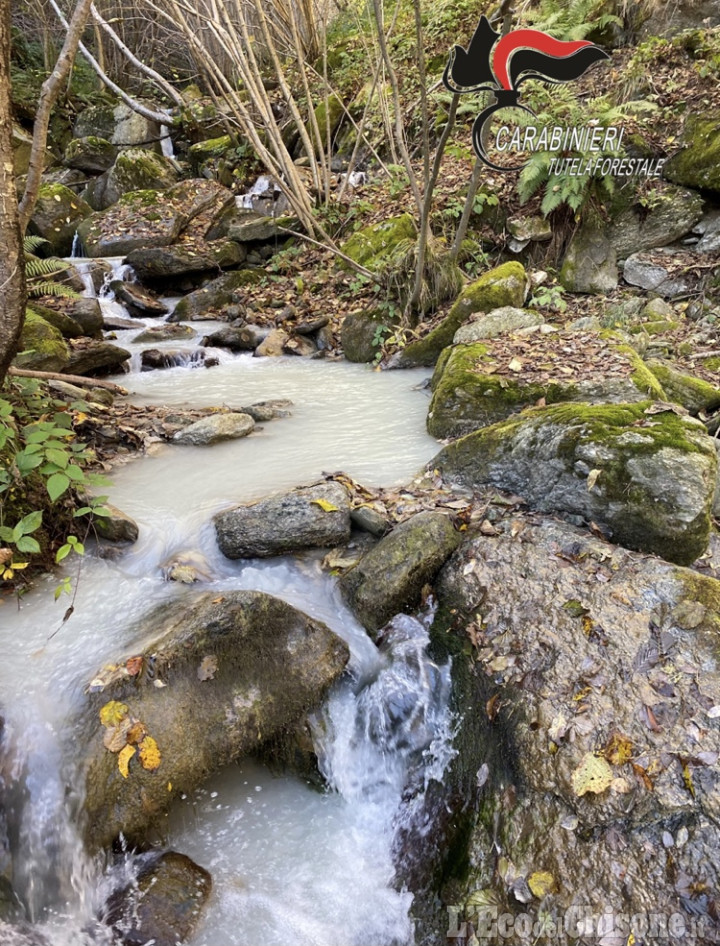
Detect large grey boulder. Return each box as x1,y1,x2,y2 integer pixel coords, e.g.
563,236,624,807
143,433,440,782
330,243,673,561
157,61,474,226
64,136,117,174
452,306,543,344
609,184,704,259
100,150,179,209
432,401,717,565
173,412,255,446
126,242,246,280
340,511,460,634
170,270,251,322
79,590,350,849
433,517,720,943
74,102,161,150
65,340,130,376
28,183,92,256
623,253,689,297
214,482,351,559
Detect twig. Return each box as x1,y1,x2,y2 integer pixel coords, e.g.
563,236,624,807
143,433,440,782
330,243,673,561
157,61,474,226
8,367,128,393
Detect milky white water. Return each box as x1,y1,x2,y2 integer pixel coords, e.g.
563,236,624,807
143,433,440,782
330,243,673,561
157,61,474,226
0,261,455,946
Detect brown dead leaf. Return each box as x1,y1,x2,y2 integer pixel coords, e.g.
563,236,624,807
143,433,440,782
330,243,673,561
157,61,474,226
126,656,143,676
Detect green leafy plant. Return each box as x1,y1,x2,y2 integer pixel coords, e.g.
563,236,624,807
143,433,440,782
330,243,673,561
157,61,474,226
530,282,568,314
24,236,81,299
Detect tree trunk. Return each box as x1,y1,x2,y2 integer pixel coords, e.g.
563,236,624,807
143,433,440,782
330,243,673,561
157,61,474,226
0,0,26,387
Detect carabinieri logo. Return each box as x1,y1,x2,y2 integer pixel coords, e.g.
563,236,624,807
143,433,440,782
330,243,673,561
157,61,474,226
443,16,610,171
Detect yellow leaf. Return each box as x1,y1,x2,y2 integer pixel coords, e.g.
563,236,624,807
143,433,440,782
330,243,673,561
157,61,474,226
528,871,556,898
118,744,135,778
508,357,523,372
139,735,161,771
99,700,129,728
53,194,62,202
604,732,633,766
571,752,613,797
586,469,602,491
167,782,172,792
311,499,339,512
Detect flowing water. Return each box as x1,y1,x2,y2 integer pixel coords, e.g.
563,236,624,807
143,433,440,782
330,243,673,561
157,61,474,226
0,262,455,945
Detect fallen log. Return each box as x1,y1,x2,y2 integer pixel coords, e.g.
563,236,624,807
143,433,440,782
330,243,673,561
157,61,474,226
7,367,128,395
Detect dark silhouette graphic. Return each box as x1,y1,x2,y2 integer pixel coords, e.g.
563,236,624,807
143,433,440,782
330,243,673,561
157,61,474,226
443,16,610,170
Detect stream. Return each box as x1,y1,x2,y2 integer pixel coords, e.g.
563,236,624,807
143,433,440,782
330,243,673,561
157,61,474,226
0,261,455,945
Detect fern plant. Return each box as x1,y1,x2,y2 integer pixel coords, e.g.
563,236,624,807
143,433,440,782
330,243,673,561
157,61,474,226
23,236,80,299
527,0,622,40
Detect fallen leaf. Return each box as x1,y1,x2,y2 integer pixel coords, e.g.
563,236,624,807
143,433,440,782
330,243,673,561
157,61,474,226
197,655,218,681
586,469,602,491
99,700,129,728
127,721,148,745
103,718,131,752
126,656,143,676
139,735,161,771
528,871,556,898
508,357,523,372
604,732,633,766
571,752,613,797
311,498,338,512
118,744,135,778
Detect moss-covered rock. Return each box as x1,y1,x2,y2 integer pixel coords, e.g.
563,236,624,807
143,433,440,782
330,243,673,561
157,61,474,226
74,102,161,151
427,332,665,439
432,401,717,565
340,308,391,363
664,110,720,194
28,183,92,256
339,511,461,634
394,262,527,367
339,213,417,270
14,311,70,371
170,270,253,321
646,358,720,415
101,149,179,209
79,590,350,850
26,302,83,339
12,123,52,176
64,136,117,174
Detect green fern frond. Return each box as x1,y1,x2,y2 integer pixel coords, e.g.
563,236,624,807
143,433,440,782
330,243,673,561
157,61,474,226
28,281,80,299
25,255,71,279
23,235,49,254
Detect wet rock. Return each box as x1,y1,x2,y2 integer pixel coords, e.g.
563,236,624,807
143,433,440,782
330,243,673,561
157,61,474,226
432,401,717,565
106,851,211,946
201,325,267,351
170,270,254,322
80,590,350,849
214,482,351,559
427,332,664,439
128,242,246,281
0,922,49,945
91,504,139,544
254,328,290,357
227,211,299,242
110,281,169,318
340,511,460,634
239,399,292,422
560,221,618,294
65,340,130,376
283,334,316,356
341,308,389,363
64,136,117,173
394,262,528,367
295,314,330,336
14,312,70,372
160,550,213,583
623,253,689,297
645,359,720,416
453,306,544,344
103,314,139,331
141,349,210,371
27,183,92,256
350,504,390,537
173,412,254,445
609,184,704,259
435,518,720,941
132,323,195,344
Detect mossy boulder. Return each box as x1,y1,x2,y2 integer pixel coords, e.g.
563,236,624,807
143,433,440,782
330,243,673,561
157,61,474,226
646,359,720,415
340,213,416,270
14,311,70,371
74,102,161,151
394,262,528,367
65,339,130,376
77,189,184,257
304,94,345,156
341,308,391,363
101,149,179,209
26,302,83,339
227,212,299,243
427,331,665,439
28,183,92,256
78,590,350,850
339,511,461,635
188,134,232,173
432,401,717,565
64,136,117,174
664,111,720,194
12,124,52,176
452,306,543,344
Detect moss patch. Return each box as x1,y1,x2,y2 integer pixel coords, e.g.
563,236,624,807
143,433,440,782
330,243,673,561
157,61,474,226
339,213,416,270
664,111,720,193
646,359,720,415
15,311,70,371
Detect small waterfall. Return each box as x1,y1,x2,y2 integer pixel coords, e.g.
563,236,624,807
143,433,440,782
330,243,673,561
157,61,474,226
99,260,136,299
70,232,82,259
160,125,175,160
238,176,289,215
